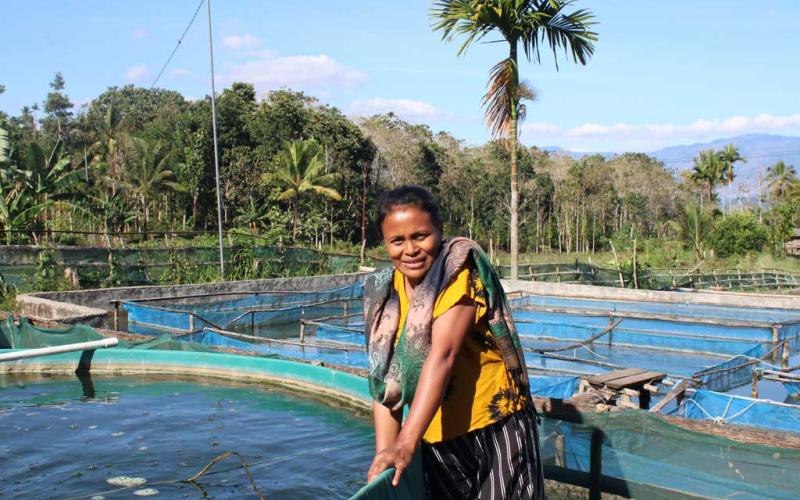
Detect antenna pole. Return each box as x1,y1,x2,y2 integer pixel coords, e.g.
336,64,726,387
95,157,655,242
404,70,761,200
207,0,225,277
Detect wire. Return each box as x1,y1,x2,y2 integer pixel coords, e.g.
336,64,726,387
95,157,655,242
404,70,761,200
150,0,206,89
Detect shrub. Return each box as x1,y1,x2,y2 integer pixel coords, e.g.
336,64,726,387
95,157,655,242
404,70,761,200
709,212,768,258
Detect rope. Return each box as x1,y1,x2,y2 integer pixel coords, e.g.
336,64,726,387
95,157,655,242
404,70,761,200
578,342,609,359
150,0,206,89
529,318,623,354
681,396,760,425
694,343,781,378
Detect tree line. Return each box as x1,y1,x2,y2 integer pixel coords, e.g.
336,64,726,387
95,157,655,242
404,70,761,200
0,74,798,264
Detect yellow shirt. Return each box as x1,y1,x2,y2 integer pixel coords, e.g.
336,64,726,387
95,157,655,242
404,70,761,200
394,267,523,443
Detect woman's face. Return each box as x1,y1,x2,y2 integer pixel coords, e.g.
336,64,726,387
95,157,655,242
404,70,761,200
381,204,441,286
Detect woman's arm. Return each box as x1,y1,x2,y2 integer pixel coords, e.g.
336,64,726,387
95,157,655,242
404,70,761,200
367,301,476,485
372,399,402,453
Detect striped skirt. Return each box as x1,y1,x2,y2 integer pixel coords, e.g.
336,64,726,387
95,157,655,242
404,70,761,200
422,407,544,500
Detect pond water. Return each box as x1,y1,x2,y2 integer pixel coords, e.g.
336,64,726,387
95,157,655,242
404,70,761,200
0,374,374,499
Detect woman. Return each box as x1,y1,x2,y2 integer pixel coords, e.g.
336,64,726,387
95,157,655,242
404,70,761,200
364,185,543,499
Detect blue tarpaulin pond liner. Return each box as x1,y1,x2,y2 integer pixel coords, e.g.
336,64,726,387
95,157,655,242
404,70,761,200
123,282,363,336
181,328,369,368
111,277,800,445
676,389,800,435
510,295,800,391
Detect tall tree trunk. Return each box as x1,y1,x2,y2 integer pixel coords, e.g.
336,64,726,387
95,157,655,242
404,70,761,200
509,43,520,281
360,163,368,263
292,196,299,241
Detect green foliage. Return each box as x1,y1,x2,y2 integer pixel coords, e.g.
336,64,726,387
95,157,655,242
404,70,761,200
765,199,798,256
269,139,341,240
4,68,798,270
709,211,768,257
670,202,716,262
31,252,74,292
0,272,17,311
158,251,221,285
766,160,798,201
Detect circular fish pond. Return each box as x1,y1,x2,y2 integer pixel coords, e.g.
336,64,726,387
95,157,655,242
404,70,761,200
0,374,373,498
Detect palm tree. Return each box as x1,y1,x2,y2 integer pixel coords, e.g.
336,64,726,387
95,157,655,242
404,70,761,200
670,201,715,262
89,103,124,194
690,149,724,210
268,139,341,240
122,137,184,234
432,0,597,280
766,160,798,201
718,144,745,213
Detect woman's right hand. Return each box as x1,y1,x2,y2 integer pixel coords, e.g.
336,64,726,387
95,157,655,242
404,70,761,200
367,438,416,486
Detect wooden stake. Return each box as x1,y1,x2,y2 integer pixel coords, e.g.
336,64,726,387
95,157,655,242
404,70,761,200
751,369,759,399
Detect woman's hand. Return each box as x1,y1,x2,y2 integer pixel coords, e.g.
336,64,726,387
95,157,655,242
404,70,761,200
367,438,416,486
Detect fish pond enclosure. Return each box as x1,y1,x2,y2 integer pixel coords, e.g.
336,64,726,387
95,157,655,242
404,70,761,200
0,374,373,498
5,272,800,498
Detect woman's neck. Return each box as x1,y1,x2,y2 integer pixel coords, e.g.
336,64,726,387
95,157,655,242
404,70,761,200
403,275,420,300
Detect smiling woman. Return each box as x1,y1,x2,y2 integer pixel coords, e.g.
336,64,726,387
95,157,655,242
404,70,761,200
364,185,543,500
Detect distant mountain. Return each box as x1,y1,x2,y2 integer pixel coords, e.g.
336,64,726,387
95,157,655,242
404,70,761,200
545,134,800,202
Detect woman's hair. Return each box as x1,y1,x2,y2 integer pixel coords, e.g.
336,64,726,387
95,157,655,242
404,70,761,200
377,185,443,236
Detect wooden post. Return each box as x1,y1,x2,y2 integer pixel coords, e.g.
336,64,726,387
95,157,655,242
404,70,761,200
610,241,625,288
632,238,638,289
639,388,652,410
556,263,560,283
782,341,790,370
343,300,349,325
112,301,120,331
554,433,565,468
251,311,255,336
772,325,781,360
299,321,306,344
108,249,114,284
751,369,759,399
589,429,603,500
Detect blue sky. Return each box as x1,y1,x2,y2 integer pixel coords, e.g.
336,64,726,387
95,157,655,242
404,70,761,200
2,0,799,152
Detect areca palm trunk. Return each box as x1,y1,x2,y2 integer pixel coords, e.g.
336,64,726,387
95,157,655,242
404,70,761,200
292,194,300,240
509,42,520,281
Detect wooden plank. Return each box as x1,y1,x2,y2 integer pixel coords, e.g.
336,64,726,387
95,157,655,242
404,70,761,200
650,380,689,413
587,368,646,386
606,371,666,390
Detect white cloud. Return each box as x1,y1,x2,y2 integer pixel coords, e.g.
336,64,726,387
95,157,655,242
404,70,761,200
350,98,444,121
132,28,149,39
221,53,366,90
221,33,263,50
123,64,149,83
521,113,800,151
170,68,202,81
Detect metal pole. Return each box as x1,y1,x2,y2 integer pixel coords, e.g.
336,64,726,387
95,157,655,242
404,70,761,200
0,338,119,362
207,0,225,277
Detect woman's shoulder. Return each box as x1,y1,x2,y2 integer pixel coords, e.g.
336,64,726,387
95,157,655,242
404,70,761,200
434,262,486,318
